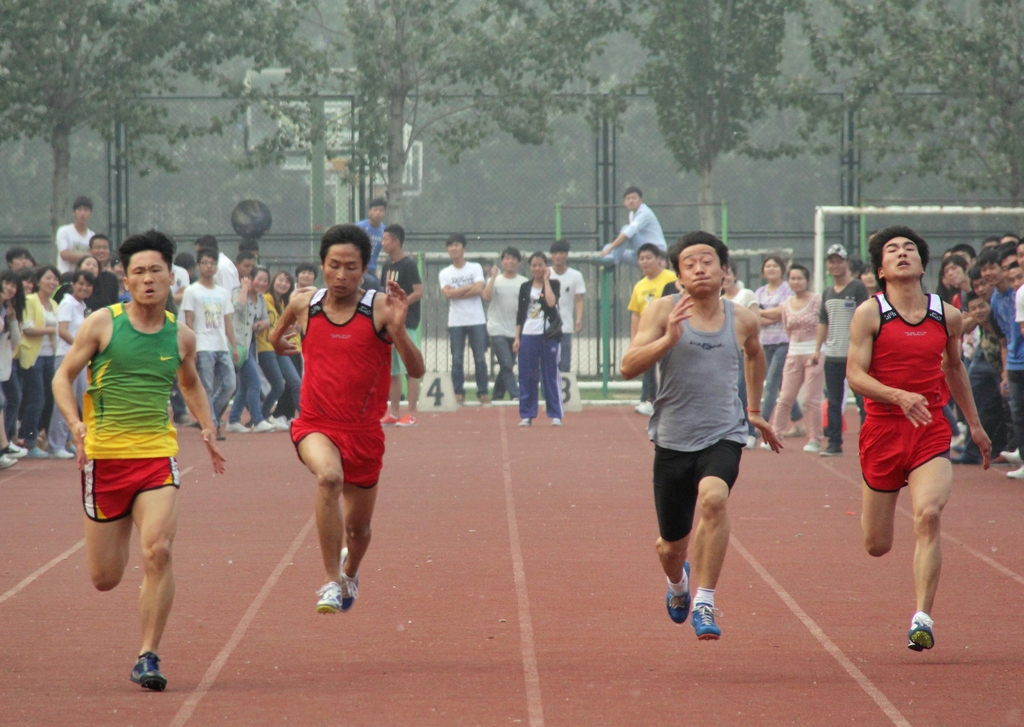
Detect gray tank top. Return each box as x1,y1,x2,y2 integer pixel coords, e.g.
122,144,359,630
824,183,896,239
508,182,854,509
647,296,749,451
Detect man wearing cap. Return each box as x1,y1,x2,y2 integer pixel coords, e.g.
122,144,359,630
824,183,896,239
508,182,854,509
56,196,95,274
811,244,869,456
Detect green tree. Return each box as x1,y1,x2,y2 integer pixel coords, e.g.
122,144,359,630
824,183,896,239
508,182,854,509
826,0,1024,205
0,0,312,235
300,0,621,225
634,0,813,233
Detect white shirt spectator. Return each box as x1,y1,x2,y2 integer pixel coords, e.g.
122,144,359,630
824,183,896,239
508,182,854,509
439,262,486,327
55,224,93,274
619,203,666,250
56,294,87,356
487,274,527,338
172,264,190,297
180,282,234,352
549,266,586,330
214,252,240,299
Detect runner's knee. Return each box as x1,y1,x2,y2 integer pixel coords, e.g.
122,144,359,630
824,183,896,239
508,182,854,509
913,503,942,537
91,568,124,592
864,531,892,557
698,489,728,521
316,469,345,493
140,536,172,572
655,536,685,559
345,522,371,544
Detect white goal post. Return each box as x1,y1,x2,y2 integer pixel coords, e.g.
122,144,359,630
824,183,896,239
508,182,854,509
813,205,1024,293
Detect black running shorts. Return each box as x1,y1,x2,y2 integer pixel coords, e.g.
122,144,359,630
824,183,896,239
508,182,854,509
652,440,743,542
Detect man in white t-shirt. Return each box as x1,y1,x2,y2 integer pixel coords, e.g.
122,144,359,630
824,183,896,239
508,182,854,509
548,239,587,373
194,234,241,302
180,249,238,438
483,247,527,400
55,196,95,274
49,269,95,456
439,233,489,404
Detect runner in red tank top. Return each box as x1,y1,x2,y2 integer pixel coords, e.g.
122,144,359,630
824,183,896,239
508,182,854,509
847,226,990,653
271,224,424,615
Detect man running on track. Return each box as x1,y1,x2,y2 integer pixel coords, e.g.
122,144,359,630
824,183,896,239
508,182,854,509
622,231,782,640
52,230,226,691
271,224,424,614
847,225,990,651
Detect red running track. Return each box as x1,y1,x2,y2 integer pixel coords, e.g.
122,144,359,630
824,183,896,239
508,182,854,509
2,406,1023,726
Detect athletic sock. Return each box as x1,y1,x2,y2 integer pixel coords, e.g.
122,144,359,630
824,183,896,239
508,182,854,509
911,611,933,627
694,588,715,608
667,570,688,595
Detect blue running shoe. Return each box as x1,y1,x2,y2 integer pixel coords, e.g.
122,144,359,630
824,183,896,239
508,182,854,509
908,617,934,651
340,547,358,612
691,603,721,640
130,651,167,691
665,562,691,624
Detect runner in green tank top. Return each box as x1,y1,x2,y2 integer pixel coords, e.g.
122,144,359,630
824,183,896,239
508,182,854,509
53,231,225,691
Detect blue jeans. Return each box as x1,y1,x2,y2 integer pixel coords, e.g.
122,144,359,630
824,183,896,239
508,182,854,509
196,350,237,424
449,324,489,397
962,356,1005,460
229,341,264,425
598,245,639,266
559,332,573,373
19,355,55,448
274,356,303,419
518,334,562,420
490,335,519,400
48,354,87,452
4,372,22,443
258,351,301,420
762,342,802,425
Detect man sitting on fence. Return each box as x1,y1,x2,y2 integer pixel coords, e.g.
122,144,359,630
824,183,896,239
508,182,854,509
599,187,667,267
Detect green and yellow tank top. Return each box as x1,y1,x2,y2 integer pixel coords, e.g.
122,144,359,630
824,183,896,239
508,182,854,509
83,303,180,459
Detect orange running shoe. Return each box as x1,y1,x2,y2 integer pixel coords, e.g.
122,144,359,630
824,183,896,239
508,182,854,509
396,414,418,427
380,413,400,425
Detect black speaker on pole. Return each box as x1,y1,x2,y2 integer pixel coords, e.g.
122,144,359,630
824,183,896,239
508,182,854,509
230,200,272,242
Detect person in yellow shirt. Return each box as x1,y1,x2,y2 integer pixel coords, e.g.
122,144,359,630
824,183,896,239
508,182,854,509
629,243,677,415
254,268,298,431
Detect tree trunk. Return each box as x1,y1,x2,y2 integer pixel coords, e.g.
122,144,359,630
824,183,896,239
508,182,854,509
385,89,408,226
50,124,72,239
698,160,716,234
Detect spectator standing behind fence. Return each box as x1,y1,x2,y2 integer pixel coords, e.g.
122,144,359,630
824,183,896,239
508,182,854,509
268,271,303,423
226,267,275,434
55,196,94,274
629,244,677,416
763,264,823,453
86,235,121,309
19,265,61,458
955,291,1006,465
252,268,294,431
195,235,240,303
439,233,490,405
599,187,667,266
483,247,526,402
295,263,317,289
0,271,26,461
356,197,387,290
6,247,35,271
812,244,868,457
755,255,804,437
514,252,563,426
180,248,238,440
48,269,94,458
380,224,423,425
549,239,586,373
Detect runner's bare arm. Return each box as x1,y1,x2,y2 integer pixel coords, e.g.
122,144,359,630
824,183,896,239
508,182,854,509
847,299,931,426
377,280,426,379
176,325,226,474
52,310,112,469
271,288,313,355
942,305,990,468
620,295,691,379
735,305,783,452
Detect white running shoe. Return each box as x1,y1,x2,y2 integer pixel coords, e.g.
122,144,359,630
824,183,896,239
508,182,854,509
745,435,757,449
272,416,291,431
0,454,17,469
552,418,562,427
635,401,654,416
1007,465,1024,480
802,441,821,453
225,422,250,433
251,420,277,433
316,581,343,613
51,449,75,460
1000,449,1022,466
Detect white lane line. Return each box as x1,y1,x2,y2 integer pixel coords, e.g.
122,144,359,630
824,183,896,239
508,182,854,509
817,459,1024,587
498,409,545,727
169,512,316,727
0,466,197,606
730,535,913,727
0,539,85,605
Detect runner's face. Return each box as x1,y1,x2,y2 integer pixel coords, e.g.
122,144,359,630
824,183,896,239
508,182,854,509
676,244,722,297
788,269,807,294
879,237,923,287
125,251,172,305
321,244,365,299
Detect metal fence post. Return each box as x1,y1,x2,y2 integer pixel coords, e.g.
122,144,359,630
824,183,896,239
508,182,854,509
555,202,561,240
600,265,612,398
721,200,728,246
310,96,326,261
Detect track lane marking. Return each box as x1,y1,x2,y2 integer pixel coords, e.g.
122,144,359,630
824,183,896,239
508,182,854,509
730,535,913,727
0,465,196,605
816,459,1024,586
498,408,545,727
169,512,316,727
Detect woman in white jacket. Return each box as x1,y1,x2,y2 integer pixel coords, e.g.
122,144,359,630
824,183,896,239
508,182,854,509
0,270,27,464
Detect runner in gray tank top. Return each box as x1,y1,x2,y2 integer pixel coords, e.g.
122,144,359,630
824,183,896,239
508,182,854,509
622,231,782,641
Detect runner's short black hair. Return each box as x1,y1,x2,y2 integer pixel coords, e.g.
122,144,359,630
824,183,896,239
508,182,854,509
868,225,929,292
320,224,371,267
383,223,405,244
550,239,570,254
668,231,729,274
119,230,175,270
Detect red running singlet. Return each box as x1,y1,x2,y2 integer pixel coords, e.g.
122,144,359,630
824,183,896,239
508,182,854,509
866,293,950,416
297,289,392,428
